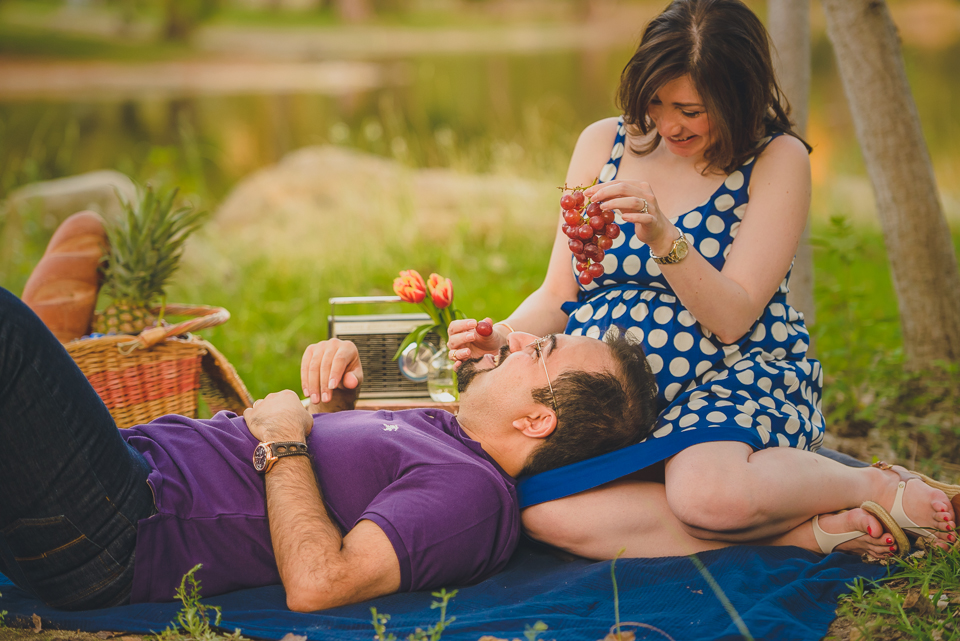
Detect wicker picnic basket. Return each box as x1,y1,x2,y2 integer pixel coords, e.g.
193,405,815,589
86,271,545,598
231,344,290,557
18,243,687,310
67,303,254,429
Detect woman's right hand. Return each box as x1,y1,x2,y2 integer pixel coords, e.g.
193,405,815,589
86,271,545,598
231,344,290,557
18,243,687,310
447,317,508,366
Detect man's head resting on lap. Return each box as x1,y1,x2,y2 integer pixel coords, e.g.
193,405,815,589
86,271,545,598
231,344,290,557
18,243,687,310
455,330,657,477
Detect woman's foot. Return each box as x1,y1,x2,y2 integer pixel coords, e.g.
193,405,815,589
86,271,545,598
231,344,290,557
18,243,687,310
875,464,956,549
814,509,895,557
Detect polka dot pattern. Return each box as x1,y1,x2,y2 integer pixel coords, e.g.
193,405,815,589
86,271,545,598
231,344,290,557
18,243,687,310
561,121,823,472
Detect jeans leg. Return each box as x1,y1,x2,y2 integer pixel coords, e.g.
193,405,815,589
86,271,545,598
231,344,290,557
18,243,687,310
0,287,156,610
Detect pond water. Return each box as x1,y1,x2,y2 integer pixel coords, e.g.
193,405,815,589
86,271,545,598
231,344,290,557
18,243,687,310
1,33,958,221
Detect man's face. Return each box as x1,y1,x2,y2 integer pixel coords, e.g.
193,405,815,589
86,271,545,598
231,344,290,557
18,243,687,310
457,332,613,415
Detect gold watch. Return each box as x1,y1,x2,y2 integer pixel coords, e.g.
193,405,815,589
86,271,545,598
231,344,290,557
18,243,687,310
253,441,309,474
650,230,690,265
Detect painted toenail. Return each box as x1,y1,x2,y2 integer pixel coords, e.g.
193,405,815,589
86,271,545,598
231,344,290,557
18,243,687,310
886,538,893,544
889,546,897,552
868,527,873,536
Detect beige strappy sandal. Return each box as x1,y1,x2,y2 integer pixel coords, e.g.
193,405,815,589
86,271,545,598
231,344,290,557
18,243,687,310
812,514,869,554
863,461,958,552
874,461,960,507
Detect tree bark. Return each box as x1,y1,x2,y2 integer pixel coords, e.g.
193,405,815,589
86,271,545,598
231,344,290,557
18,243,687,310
767,0,816,345
821,0,960,368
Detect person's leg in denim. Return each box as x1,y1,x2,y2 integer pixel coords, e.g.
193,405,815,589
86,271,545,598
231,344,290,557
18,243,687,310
0,287,155,609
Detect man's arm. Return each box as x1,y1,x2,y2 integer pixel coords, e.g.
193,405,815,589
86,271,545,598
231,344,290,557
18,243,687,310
245,391,401,612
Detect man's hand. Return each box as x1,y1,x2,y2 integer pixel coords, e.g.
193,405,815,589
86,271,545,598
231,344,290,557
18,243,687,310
301,338,363,413
243,390,314,443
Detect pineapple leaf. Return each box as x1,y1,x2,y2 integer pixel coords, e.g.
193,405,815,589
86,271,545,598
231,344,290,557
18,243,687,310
100,184,211,311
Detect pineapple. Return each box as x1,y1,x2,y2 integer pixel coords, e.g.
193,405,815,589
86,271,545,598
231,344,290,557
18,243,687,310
94,185,209,335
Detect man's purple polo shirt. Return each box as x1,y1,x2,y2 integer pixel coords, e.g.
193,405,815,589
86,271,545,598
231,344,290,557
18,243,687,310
121,409,519,604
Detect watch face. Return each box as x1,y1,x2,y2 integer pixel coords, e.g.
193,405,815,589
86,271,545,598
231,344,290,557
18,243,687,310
675,239,689,261
253,444,269,472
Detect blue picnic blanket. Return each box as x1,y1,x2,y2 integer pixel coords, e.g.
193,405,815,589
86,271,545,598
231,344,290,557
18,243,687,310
1,543,886,641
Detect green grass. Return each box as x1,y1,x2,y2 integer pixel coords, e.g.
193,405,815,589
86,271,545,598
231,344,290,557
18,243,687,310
833,543,960,640
811,219,960,477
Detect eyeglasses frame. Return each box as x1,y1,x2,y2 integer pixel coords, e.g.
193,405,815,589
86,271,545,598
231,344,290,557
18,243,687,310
527,335,558,415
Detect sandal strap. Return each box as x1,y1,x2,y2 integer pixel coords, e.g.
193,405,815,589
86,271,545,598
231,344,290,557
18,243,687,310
871,461,921,484
812,515,865,554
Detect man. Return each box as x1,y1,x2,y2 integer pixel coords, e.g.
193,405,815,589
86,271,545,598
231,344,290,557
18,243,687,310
0,288,658,612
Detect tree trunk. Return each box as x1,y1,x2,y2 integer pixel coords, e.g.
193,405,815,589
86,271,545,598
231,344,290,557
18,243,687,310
336,0,371,23
821,0,960,368
767,0,816,346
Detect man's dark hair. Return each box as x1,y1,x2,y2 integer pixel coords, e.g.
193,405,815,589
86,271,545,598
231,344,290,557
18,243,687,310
519,331,658,477
617,0,811,174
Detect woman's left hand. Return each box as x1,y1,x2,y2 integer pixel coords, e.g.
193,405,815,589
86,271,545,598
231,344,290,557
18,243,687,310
583,180,678,256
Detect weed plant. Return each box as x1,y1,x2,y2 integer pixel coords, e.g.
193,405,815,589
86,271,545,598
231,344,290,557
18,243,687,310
371,588,458,641
155,564,244,641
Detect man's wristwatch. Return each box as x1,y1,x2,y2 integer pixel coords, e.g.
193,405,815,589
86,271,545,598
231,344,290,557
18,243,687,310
252,441,309,474
650,230,690,265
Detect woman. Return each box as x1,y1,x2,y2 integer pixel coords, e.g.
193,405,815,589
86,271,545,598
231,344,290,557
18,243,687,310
447,0,956,559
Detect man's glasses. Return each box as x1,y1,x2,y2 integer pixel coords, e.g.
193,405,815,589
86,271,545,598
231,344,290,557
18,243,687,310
527,336,558,414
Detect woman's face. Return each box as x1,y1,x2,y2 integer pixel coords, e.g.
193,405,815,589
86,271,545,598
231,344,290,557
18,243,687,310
647,74,713,158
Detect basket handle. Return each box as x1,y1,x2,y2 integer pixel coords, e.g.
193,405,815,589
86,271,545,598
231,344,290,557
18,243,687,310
120,304,231,351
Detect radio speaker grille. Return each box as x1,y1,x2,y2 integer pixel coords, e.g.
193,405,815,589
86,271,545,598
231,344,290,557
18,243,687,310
330,313,441,399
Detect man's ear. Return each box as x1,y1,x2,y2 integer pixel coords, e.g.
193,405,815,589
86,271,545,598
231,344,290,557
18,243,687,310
512,408,557,440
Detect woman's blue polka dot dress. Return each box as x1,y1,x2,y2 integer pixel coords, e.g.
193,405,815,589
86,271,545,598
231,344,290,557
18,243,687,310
517,118,825,508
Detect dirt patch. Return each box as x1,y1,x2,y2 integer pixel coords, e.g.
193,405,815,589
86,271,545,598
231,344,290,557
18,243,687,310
0,622,144,641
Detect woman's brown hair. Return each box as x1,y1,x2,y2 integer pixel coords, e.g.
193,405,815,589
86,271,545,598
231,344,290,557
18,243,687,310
617,0,811,174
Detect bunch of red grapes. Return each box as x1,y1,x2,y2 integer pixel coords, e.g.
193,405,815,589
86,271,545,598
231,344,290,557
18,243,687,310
560,187,621,285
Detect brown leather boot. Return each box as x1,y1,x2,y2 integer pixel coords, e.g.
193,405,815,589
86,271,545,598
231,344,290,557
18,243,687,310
22,211,108,342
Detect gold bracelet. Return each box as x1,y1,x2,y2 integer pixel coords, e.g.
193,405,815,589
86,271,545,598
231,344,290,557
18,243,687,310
494,322,515,335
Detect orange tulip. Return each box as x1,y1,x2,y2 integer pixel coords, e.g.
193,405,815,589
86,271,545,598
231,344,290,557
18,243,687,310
393,270,426,304
428,273,454,309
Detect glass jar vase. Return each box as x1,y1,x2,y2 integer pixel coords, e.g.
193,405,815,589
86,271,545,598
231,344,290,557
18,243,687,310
427,345,458,403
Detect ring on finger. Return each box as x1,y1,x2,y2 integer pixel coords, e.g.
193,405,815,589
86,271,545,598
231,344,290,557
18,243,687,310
639,198,649,215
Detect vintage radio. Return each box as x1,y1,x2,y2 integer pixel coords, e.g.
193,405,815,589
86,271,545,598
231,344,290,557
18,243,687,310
327,296,442,399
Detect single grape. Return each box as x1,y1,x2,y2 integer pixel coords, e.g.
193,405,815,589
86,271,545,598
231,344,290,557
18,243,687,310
605,223,621,239
575,261,589,273
589,215,605,230
588,262,604,278
560,193,576,210
597,236,613,250
578,271,594,285
476,320,493,337
602,209,616,224
575,252,587,262
583,243,599,260
578,224,595,240
594,248,605,262
572,191,585,208
585,202,602,218
563,209,581,226
568,238,584,254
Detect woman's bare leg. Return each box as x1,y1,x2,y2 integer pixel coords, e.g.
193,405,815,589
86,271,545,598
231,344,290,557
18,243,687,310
663,442,955,546
521,478,895,560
